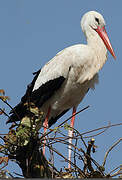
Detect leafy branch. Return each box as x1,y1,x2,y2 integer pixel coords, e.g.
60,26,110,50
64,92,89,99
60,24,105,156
0,89,122,178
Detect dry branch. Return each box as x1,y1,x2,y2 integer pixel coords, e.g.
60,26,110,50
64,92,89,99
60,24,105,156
103,138,122,167
0,89,122,178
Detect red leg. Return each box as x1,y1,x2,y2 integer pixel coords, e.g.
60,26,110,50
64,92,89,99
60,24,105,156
68,107,76,169
43,107,51,155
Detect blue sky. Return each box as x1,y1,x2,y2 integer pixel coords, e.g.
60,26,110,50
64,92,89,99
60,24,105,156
0,0,122,176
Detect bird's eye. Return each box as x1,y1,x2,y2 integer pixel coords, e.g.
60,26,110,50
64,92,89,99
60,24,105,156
95,17,100,24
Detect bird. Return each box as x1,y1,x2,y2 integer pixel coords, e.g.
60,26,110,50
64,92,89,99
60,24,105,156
7,11,116,168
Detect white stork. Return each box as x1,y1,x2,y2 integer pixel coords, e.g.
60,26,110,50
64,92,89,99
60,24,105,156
7,11,116,168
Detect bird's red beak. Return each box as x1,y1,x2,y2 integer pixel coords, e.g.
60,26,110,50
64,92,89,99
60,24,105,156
95,26,116,59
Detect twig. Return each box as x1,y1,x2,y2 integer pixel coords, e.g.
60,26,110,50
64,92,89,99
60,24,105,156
111,169,122,177
48,125,88,149
57,105,90,128
90,157,105,176
0,108,10,118
13,172,23,177
80,122,122,136
47,160,60,175
6,170,14,178
40,105,90,140
73,127,87,149
46,138,104,176
69,147,84,162
45,137,85,155
83,122,111,139
0,136,15,146
102,138,122,167
0,99,21,121
84,139,94,173
109,165,122,175
46,144,87,178
48,137,55,178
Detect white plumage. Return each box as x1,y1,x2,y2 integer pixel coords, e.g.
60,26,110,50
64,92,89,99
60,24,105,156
32,11,115,121
8,11,116,168
34,44,99,116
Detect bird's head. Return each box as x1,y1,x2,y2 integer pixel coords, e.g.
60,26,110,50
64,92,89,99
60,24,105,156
81,11,116,59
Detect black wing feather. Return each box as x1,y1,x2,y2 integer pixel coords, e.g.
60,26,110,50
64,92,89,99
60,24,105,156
21,69,41,103
7,70,65,123
30,76,65,107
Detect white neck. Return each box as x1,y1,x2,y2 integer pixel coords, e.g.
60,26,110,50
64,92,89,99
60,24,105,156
86,30,108,70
